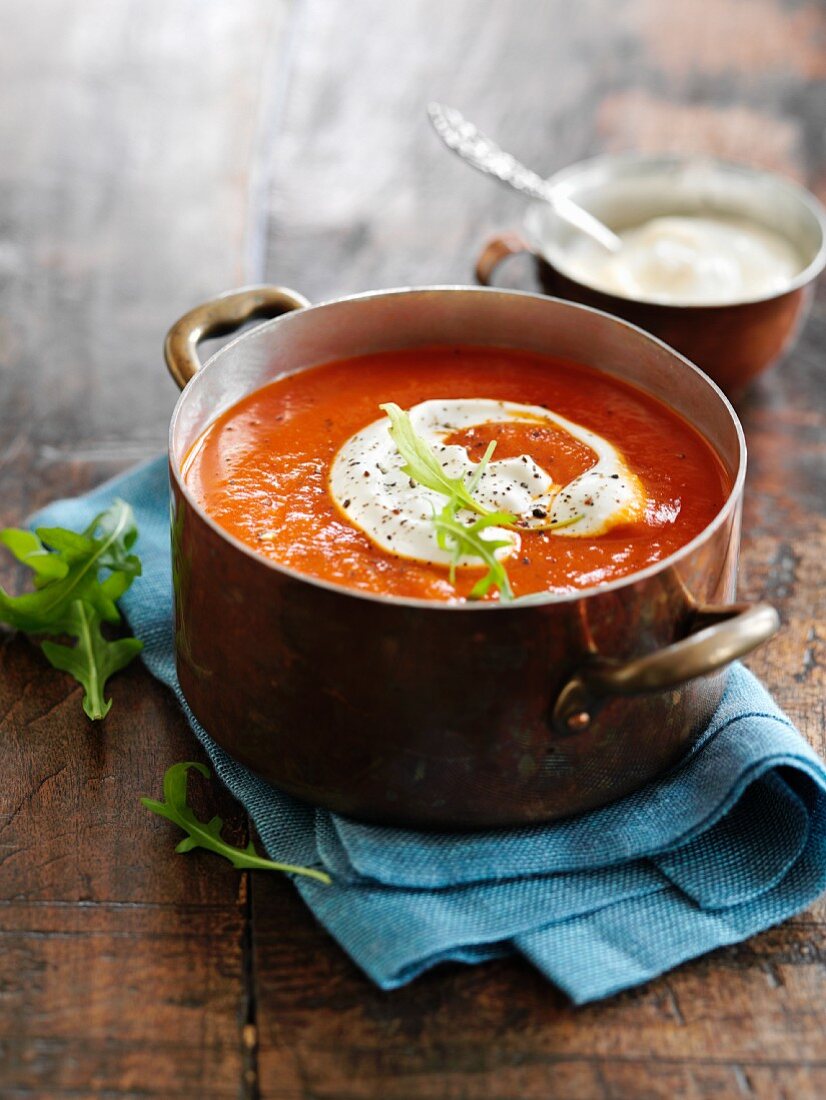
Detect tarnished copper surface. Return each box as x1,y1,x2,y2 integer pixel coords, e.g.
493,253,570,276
166,286,776,828
537,266,810,401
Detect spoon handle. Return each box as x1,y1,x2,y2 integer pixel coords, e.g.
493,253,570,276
428,103,621,253
428,102,550,199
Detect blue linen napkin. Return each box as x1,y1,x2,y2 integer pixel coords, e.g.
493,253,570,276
31,456,826,1003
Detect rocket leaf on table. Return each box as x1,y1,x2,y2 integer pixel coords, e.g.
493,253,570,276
41,602,144,720
141,762,332,885
0,528,70,585
0,500,143,719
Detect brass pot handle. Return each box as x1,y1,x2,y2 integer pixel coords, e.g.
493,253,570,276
164,284,311,389
552,602,780,736
475,231,534,286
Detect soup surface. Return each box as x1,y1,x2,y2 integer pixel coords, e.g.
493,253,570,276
183,346,730,602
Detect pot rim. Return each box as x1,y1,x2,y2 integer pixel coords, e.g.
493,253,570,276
527,151,826,310
168,284,746,612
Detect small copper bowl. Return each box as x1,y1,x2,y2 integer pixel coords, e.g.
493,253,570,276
164,286,779,828
476,155,826,399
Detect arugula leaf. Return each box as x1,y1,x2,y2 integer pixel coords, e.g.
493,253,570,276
0,528,69,585
433,508,516,601
31,527,96,562
380,402,489,516
0,500,143,718
0,500,140,632
465,439,497,496
42,602,144,720
522,513,584,533
141,762,332,885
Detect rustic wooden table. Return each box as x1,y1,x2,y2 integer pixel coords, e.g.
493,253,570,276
2,2,824,1097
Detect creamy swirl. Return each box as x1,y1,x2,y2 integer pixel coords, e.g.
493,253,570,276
329,399,645,567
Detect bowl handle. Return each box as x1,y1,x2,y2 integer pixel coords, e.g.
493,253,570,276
475,231,534,286
164,284,311,389
552,602,780,736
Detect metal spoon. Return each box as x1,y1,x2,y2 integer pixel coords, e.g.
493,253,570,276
428,102,622,253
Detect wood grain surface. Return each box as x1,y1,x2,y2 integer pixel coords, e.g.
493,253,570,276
1,1,824,1098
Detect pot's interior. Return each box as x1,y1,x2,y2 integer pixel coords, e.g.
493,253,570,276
171,288,744,500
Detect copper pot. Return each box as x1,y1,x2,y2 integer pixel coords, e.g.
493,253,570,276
476,156,826,399
164,285,778,828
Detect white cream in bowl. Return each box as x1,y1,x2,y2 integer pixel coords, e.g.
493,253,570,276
559,214,803,306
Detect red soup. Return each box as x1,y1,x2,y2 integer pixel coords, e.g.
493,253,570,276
183,346,730,603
